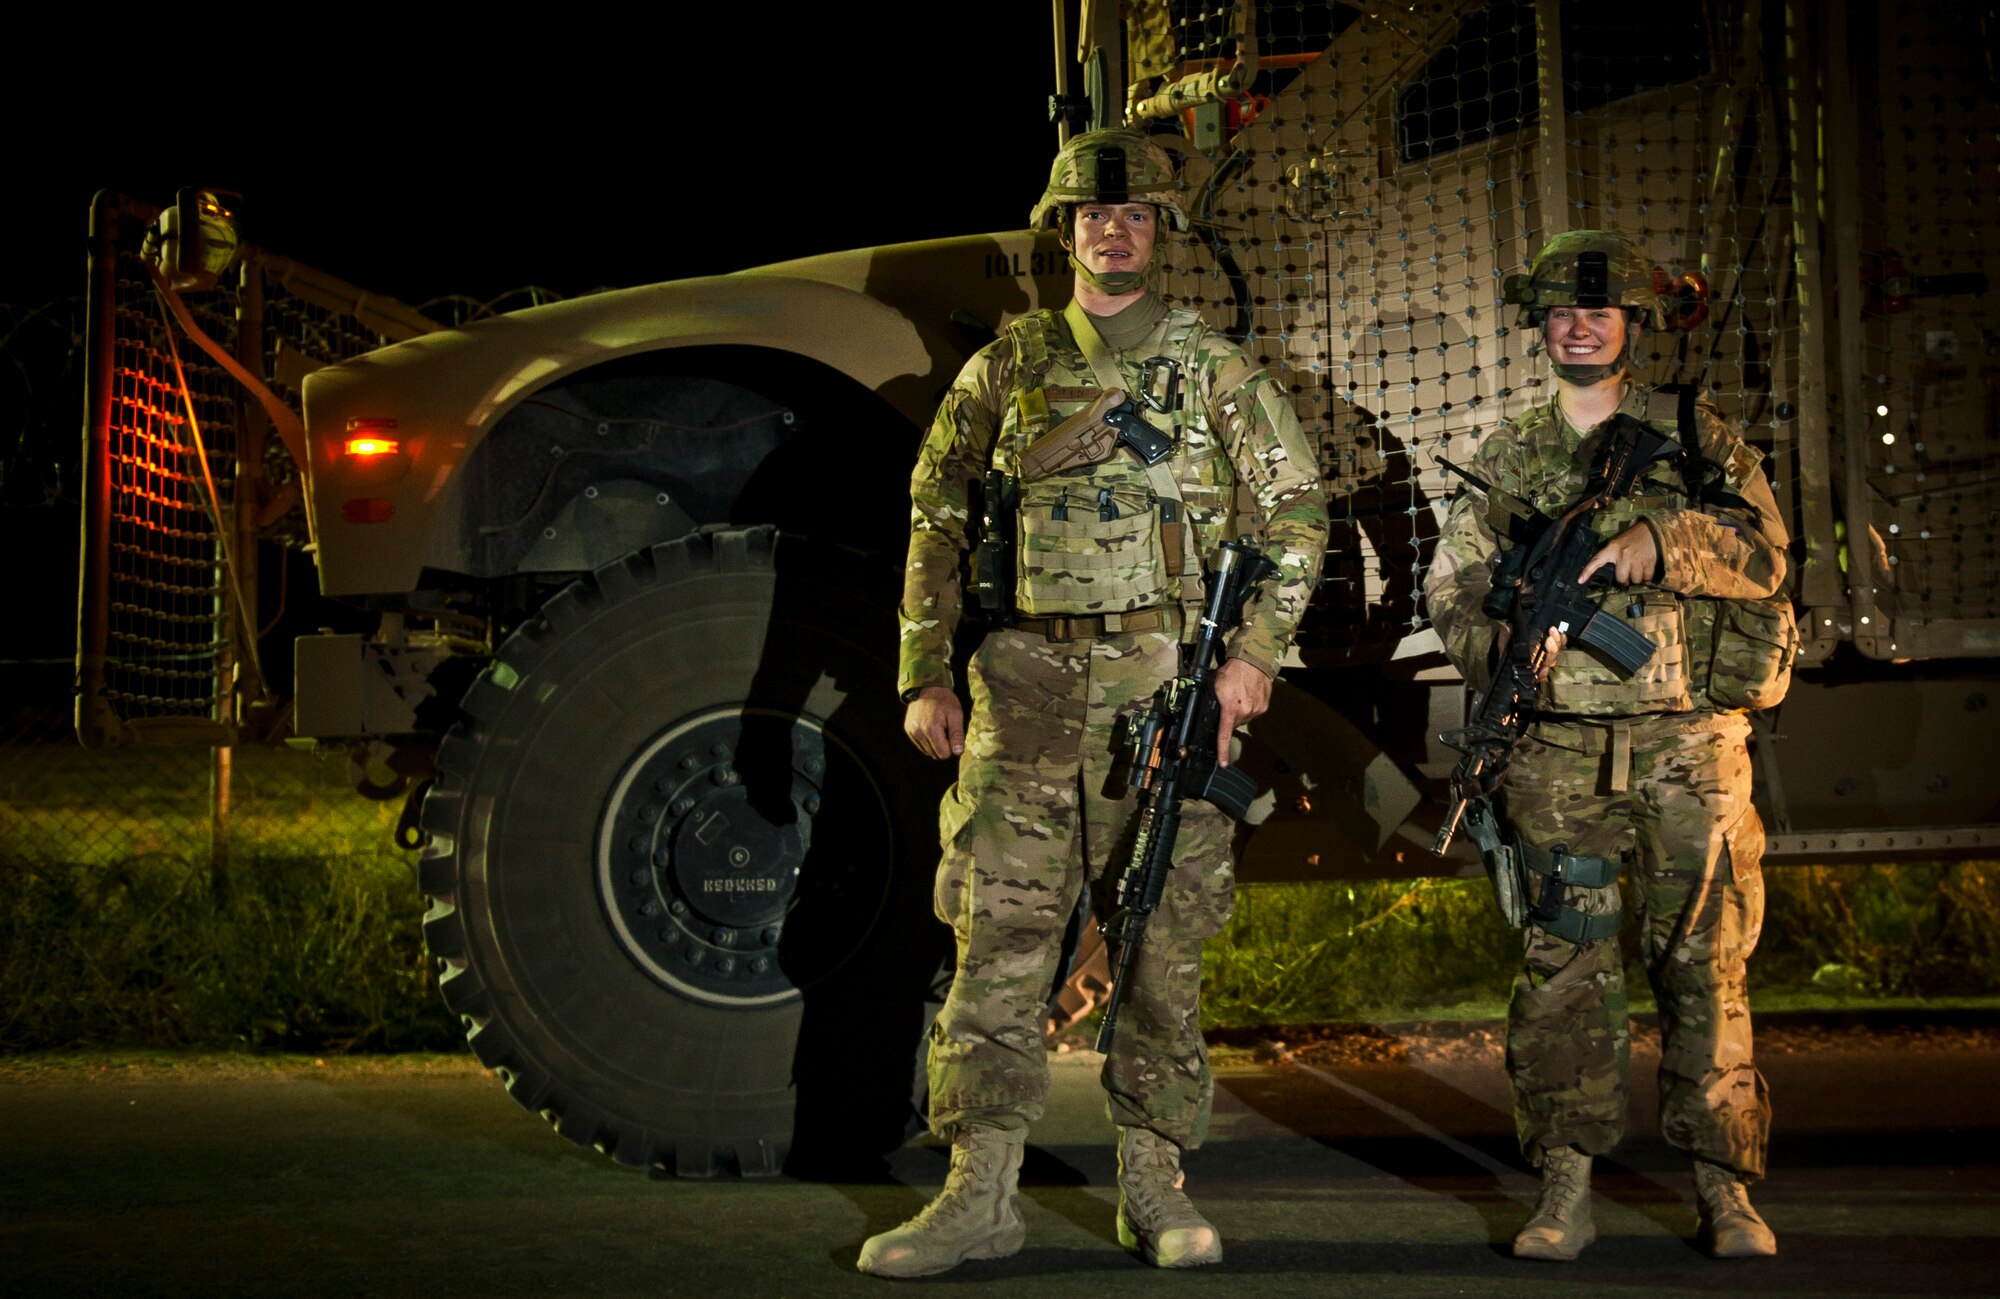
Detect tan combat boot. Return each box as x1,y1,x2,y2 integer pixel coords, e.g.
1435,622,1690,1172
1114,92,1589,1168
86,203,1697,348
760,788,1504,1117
1513,1145,1595,1261
855,1125,1027,1277
1115,1127,1222,1268
1694,1159,1777,1258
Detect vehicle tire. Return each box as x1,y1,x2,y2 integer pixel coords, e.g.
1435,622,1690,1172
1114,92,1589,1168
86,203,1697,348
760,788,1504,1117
419,526,949,1177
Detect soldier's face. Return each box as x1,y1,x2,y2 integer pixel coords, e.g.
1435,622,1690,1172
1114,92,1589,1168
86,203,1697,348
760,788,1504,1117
1070,203,1158,277
1544,306,1631,367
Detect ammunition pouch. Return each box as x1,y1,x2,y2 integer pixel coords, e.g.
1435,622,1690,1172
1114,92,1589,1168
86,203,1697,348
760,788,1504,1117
1542,588,1690,715
1516,837,1623,944
1696,595,1798,711
965,471,1019,624
1016,479,1170,615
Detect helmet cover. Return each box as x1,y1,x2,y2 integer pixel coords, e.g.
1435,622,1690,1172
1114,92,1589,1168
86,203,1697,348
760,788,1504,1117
1504,229,1666,381
1029,128,1189,232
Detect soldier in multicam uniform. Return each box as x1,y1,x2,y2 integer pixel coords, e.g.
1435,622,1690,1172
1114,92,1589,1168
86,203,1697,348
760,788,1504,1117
1424,230,1796,1262
857,128,1328,1277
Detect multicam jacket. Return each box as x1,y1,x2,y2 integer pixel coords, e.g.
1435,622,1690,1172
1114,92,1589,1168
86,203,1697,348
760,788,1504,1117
898,298,1328,695
1425,383,1794,718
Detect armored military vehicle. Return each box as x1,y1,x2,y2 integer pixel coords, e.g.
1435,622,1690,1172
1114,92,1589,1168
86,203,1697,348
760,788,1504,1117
78,0,1999,1174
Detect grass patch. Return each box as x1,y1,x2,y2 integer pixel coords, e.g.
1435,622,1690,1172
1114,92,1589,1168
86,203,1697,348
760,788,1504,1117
1202,861,2000,1028
5,725,1997,1053
0,847,458,1054
1203,878,1516,1026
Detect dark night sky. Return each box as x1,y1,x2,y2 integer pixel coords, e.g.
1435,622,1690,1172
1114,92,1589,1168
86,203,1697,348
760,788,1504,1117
9,14,1061,309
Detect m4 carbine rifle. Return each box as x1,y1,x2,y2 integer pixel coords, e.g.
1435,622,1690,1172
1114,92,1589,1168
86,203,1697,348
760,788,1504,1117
1096,539,1276,1056
1431,414,1681,867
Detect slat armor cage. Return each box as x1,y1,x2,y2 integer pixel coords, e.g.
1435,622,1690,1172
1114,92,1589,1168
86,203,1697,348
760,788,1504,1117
75,195,436,747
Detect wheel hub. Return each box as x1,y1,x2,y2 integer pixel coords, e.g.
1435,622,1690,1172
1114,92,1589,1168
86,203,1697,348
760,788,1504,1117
670,785,806,929
600,706,863,1006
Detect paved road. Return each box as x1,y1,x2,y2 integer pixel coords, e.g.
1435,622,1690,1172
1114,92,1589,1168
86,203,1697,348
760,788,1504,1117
3,1021,1996,1297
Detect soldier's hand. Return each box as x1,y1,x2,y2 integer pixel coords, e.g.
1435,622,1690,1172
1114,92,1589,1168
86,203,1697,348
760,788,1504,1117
1578,521,1661,586
1534,626,1567,682
1212,657,1273,766
904,686,964,761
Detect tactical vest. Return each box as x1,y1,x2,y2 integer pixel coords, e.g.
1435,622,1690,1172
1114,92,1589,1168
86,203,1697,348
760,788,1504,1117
991,303,1242,617
1495,388,1796,717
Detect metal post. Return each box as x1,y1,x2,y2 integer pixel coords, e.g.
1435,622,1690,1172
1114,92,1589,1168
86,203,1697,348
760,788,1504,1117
1052,0,1073,147
234,260,267,714
211,744,232,901
1533,0,1571,237
1079,0,1124,130
76,192,125,748
1822,0,1883,658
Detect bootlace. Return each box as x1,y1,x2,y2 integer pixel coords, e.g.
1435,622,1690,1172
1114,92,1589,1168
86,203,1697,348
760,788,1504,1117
1121,1133,1204,1229
1535,1149,1591,1216
910,1133,1013,1227
1695,1164,1756,1218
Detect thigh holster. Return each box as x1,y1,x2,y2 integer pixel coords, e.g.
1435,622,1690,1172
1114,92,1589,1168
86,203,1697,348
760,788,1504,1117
1516,838,1623,943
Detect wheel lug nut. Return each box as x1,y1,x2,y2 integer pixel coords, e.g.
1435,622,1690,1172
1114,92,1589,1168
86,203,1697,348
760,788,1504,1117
711,742,732,759
712,928,733,946
669,900,688,917
803,756,824,776
803,795,821,815
751,957,769,973
761,927,781,945
712,767,738,786
679,755,699,771
716,957,735,974
670,797,694,816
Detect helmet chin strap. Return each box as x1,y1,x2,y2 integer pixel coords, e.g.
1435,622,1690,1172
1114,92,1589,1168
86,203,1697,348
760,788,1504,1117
1068,251,1153,295
1551,358,1626,384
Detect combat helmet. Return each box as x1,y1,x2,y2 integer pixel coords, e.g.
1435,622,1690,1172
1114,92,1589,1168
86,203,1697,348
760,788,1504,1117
1029,128,1189,232
1504,229,1666,382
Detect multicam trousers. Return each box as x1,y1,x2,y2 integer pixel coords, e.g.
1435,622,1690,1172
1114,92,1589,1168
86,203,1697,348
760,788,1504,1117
926,624,1234,1149
1501,709,1771,1179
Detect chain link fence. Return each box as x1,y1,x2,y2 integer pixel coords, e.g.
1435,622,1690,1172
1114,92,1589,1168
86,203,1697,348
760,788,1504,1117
0,664,452,1052
2,673,408,877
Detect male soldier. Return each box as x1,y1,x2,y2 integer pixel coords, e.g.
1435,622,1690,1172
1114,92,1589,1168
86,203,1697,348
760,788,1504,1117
1425,230,1794,1261
858,128,1327,1277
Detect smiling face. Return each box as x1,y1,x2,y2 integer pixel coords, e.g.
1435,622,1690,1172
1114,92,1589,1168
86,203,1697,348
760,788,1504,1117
1068,202,1158,280
1543,305,1633,370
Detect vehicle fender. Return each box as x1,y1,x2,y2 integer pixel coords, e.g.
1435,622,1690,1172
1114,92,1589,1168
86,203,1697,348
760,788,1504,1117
301,273,944,596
